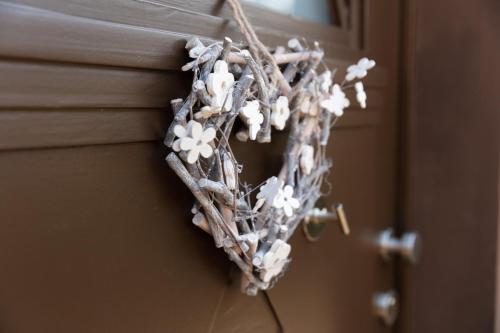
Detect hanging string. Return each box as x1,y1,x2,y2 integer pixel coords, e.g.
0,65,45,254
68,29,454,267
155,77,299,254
226,0,292,96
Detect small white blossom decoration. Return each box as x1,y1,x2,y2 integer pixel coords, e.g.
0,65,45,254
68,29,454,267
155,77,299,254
240,100,264,140
206,60,235,112
172,121,192,152
260,239,291,283
345,57,376,82
274,185,300,217
355,81,367,109
253,176,284,212
300,144,314,175
271,96,290,130
177,120,216,164
320,84,350,117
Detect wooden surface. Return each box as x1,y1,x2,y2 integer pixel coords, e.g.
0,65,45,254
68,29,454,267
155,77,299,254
399,1,500,332
0,0,400,332
0,143,230,332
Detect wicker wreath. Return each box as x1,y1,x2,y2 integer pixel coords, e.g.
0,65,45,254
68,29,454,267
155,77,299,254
163,1,375,295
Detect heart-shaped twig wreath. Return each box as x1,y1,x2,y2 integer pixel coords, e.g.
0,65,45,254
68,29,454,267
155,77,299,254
164,0,375,295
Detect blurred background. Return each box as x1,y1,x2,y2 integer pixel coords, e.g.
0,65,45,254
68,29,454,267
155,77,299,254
0,0,498,332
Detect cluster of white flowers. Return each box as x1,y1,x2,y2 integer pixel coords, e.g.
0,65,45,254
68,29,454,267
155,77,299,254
171,39,380,291
173,56,375,174
316,57,375,117
196,60,235,119
253,176,300,218
346,57,374,109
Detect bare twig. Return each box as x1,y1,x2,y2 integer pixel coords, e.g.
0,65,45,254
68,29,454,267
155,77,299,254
166,153,225,247
221,37,233,61
320,111,332,145
226,50,323,66
193,80,212,106
170,98,184,116
199,178,234,205
164,93,196,147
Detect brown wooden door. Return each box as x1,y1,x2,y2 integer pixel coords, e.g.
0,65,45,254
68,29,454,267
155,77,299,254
265,1,402,331
398,1,500,332
0,0,402,332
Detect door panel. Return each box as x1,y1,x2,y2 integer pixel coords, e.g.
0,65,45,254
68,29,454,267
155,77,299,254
0,0,402,331
0,143,230,332
399,1,500,332
211,277,281,333
269,128,395,333
266,1,402,331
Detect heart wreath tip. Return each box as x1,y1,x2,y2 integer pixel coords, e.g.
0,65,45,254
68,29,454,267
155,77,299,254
164,1,375,296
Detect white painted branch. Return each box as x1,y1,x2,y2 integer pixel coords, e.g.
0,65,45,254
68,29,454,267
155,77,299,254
320,111,332,145
192,212,211,234
227,50,323,66
193,80,212,106
166,153,225,247
221,37,233,61
170,98,184,116
198,178,233,205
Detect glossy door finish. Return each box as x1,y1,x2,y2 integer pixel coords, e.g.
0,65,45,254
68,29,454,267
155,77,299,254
399,1,500,332
0,144,230,332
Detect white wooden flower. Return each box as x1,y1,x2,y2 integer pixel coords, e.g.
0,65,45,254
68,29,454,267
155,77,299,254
318,70,333,93
345,57,376,81
300,144,314,175
172,121,193,152
274,185,300,217
320,84,350,117
206,60,234,112
177,120,216,164
240,100,264,140
271,96,290,130
354,81,367,109
253,176,284,211
260,239,291,283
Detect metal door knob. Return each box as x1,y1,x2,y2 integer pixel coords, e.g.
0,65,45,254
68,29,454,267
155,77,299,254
302,203,350,241
377,228,421,264
372,290,399,326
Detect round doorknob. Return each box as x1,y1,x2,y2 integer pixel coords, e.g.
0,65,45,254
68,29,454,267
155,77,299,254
372,290,399,326
377,228,421,264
